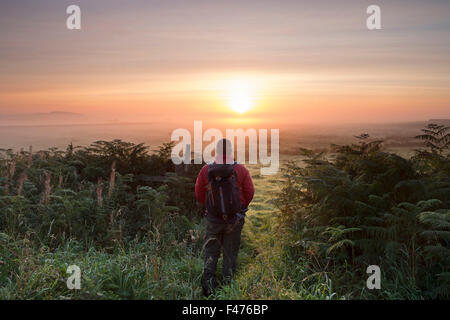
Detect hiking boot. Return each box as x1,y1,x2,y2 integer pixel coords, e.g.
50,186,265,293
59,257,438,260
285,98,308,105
202,275,216,297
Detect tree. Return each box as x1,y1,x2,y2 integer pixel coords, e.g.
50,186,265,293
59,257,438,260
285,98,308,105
415,123,450,155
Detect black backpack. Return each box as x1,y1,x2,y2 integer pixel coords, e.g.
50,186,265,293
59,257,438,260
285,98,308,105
206,162,242,221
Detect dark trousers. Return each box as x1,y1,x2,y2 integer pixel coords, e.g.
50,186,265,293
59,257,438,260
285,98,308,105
202,218,244,293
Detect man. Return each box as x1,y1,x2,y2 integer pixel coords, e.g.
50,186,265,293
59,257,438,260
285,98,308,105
195,138,254,296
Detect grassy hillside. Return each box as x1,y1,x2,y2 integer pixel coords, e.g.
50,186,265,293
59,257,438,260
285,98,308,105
0,124,449,299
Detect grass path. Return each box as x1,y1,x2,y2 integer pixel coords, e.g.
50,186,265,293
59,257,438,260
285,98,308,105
214,164,337,300
214,167,305,299
237,168,285,298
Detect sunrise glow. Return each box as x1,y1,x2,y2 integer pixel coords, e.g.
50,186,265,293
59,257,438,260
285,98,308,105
227,79,255,114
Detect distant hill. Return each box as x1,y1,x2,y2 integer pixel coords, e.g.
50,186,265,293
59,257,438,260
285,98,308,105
0,111,87,126
429,119,450,125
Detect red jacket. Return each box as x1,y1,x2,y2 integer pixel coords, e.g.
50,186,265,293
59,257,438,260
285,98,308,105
195,163,255,207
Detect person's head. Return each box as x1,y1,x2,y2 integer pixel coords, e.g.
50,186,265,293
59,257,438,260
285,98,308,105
215,138,233,164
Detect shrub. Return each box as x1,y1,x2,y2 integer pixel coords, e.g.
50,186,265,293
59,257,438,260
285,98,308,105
276,129,450,299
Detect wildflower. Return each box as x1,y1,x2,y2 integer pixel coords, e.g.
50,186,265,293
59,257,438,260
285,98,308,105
108,160,116,197
27,146,33,168
97,177,103,206
17,172,28,196
9,157,16,179
43,171,52,204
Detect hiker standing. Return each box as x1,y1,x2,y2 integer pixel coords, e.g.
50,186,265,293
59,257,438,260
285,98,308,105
195,138,255,296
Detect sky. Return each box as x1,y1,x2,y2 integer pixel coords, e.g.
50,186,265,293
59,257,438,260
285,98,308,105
0,0,449,126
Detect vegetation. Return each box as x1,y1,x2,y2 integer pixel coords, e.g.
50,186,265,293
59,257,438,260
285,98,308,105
0,124,448,299
0,140,205,299
276,124,450,299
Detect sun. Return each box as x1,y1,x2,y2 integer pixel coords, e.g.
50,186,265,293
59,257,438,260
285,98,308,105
227,79,254,114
